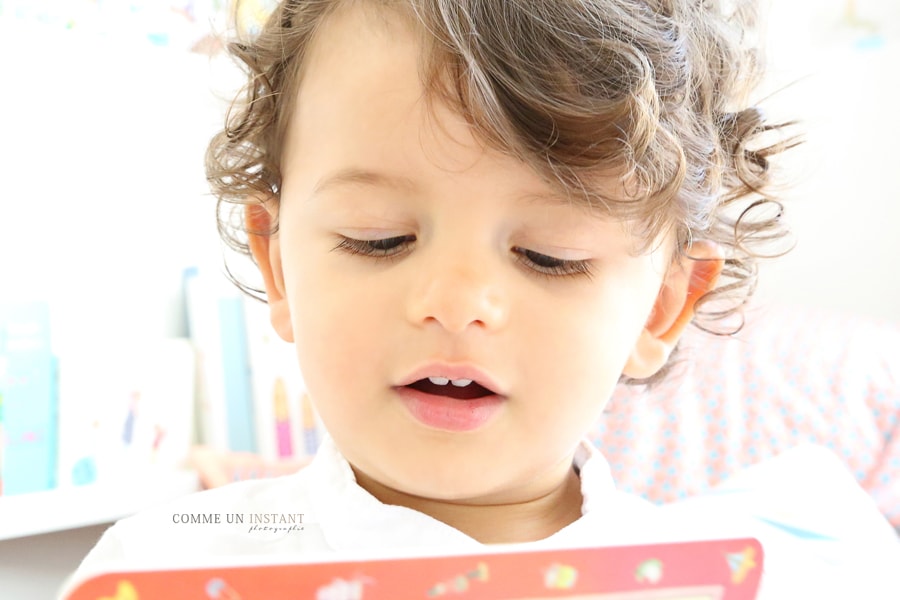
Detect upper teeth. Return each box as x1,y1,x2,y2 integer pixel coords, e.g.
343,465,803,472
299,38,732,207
428,376,473,387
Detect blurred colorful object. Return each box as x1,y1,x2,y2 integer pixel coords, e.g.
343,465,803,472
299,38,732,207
0,0,277,51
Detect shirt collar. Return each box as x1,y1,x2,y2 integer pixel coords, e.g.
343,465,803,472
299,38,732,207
572,438,618,516
305,435,622,553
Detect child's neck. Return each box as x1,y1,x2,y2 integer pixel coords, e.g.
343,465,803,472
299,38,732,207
352,466,584,544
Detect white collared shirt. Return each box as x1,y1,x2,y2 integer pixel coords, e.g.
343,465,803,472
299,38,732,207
69,438,900,599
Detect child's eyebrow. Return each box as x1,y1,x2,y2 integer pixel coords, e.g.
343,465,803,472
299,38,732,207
309,166,585,211
309,168,419,200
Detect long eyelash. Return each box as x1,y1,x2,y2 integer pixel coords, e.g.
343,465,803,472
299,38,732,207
515,248,594,280
334,238,591,278
332,235,414,258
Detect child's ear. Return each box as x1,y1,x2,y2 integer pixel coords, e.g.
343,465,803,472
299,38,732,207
245,200,294,343
623,241,724,379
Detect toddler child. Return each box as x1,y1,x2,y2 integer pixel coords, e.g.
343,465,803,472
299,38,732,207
71,0,900,597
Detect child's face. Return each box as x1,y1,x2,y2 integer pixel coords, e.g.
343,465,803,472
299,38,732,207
257,7,693,505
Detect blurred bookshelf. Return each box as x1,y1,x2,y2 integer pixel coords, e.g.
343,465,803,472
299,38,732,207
0,469,200,542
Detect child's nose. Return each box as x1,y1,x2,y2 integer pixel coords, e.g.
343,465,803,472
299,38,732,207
405,255,509,334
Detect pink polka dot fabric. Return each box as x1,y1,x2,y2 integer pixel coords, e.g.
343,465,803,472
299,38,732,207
593,304,900,527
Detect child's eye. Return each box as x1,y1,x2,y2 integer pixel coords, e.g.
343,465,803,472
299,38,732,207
513,247,594,279
333,235,415,258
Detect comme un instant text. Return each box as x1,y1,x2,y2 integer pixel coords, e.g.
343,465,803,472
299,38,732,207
172,513,304,525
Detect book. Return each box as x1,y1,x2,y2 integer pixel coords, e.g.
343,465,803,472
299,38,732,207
62,537,765,600
0,301,58,495
242,295,320,462
183,267,257,453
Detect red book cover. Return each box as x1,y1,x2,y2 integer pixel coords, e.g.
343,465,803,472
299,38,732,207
64,537,763,600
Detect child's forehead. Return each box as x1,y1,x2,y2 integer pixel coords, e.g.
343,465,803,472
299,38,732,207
280,0,680,249
297,5,607,173
291,29,629,221
312,0,420,41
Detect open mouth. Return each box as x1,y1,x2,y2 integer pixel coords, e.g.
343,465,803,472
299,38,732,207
406,376,494,400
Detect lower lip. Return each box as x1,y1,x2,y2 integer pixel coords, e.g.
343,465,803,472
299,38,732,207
395,386,505,432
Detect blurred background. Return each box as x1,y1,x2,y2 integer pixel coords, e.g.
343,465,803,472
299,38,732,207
760,0,900,324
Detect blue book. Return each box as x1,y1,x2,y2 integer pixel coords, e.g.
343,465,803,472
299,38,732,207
217,296,257,453
183,267,257,453
0,301,58,495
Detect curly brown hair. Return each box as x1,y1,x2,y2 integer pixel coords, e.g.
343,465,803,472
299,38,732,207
206,0,797,382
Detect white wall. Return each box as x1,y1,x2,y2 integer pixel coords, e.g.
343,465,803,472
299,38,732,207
755,0,900,322
0,22,236,357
